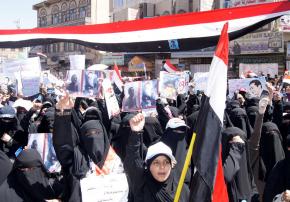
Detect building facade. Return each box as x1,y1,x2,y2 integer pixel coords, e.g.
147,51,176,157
109,0,289,78
32,0,110,72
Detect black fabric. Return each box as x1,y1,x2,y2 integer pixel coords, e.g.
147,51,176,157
112,113,136,161
83,106,103,123
189,96,222,201
259,122,285,181
263,150,290,202
0,150,24,202
143,117,163,147
161,126,191,186
38,107,55,133
124,131,189,202
229,107,253,139
14,149,63,201
0,150,13,185
246,106,259,128
144,170,174,202
80,120,110,168
222,127,254,202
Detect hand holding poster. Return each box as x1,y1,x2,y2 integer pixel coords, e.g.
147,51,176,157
103,78,120,119
228,77,268,98
27,133,61,173
80,147,128,202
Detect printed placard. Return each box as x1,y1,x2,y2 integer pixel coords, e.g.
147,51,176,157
27,133,61,173
228,77,268,98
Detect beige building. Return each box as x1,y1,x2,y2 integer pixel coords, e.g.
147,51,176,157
0,48,28,63
32,0,110,71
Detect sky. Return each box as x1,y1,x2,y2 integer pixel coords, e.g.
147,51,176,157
0,0,41,29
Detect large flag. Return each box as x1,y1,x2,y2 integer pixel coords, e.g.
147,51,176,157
163,59,179,73
189,23,229,201
113,63,124,92
0,2,289,52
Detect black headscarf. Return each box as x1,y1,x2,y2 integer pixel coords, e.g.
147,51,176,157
82,106,103,123
263,135,290,202
246,106,259,128
229,108,253,139
259,122,285,181
0,150,24,201
111,113,136,161
222,127,253,202
14,149,63,201
161,126,191,185
145,158,174,202
80,120,110,168
37,107,55,133
143,117,163,147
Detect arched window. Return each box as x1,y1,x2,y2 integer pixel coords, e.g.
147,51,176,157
69,1,78,20
61,3,68,22
39,9,47,27
162,11,170,16
79,0,87,18
177,9,186,14
52,5,60,24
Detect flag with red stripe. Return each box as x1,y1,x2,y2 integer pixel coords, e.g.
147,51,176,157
113,63,124,92
189,22,229,201
0,2,289,52
163,59,179,73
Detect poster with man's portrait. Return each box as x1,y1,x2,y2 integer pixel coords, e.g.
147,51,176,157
122,81,141,112
27,133,61,173
159,71,189,100
65,70,83,96
82,70,105,97
228,77,268,99
141,80,158,109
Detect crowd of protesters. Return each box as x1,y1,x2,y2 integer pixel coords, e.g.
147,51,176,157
0,69,289,202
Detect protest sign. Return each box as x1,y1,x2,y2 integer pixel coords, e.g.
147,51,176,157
82,70,105,97
159,71,189,100
239,63,278,78
69,55,85,70
140,80,158,109
194,72,209,92
27,133,61,173
228,77,268,98
3,57,41,78
65,70,84,96
122,81,141,112
20,71,41,97
103,79,120,119
80,147,129,202
41,71,64,87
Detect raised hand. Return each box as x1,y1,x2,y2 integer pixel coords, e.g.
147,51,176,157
55,91,74,111
258,97,269,115
129,113,145,132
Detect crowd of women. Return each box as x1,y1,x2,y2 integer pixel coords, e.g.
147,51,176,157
0,73,289,202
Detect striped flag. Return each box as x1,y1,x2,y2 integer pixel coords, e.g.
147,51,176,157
163,59,179,73
113,63,124,92
0,2,289,52
189,22,229,201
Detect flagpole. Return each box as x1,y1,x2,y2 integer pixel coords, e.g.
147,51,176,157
174,132,197,202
